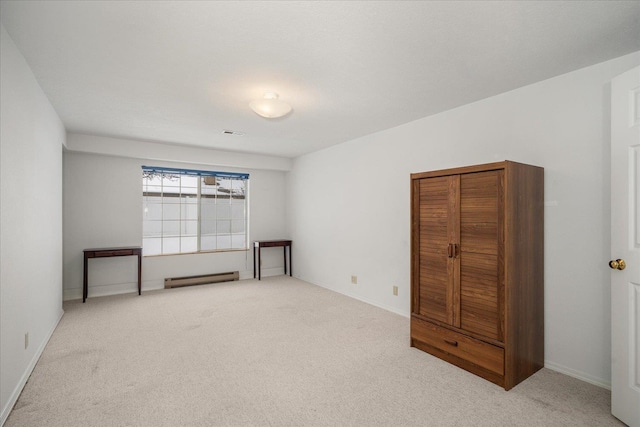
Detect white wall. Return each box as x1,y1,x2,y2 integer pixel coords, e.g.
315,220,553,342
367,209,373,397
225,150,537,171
0,25,66,424
63,147,289,301
66,133,292,172
287,51,640,387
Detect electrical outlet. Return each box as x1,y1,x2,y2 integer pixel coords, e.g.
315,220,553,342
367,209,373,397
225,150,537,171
351,275,357,284
393,286,398,296
25,332,29,349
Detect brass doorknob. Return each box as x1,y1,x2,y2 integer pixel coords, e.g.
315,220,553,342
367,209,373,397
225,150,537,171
609,259,626,270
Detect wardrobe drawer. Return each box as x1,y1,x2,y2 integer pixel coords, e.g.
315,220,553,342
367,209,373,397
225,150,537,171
411,317,504,376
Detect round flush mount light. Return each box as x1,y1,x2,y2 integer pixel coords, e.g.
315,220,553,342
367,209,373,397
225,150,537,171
249,92,292,118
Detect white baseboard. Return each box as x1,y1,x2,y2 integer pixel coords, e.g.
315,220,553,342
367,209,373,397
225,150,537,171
63,268,283,301
63,288,81,301
239,267,289,280
63,281,153,301
0,309,64,427
63,275,612,394
302,278,410,319
544,360,611,390
295,278,612,391
343,291,409,318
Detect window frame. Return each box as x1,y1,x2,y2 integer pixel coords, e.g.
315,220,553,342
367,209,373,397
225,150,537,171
142,166,249,257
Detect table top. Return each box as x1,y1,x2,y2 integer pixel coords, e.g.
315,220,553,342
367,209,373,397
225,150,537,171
83,246,142,252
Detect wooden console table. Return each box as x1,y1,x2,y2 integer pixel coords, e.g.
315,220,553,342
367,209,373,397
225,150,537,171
253,240,292,280
83,246,142,302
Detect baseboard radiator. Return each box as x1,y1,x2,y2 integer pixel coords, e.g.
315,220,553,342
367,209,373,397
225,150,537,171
164,271,239,289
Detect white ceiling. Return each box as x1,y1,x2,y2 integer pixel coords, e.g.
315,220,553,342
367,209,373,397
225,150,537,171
1,1,639,158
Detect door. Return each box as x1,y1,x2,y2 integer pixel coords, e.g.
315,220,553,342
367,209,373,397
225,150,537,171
459,170,504,342
413,170,503,339
611,65,640,426
414,175,460,325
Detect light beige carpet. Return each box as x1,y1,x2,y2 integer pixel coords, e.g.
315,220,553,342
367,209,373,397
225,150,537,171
6,276,622,426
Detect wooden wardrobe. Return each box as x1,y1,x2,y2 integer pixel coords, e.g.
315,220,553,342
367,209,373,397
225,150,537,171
410,161,544,390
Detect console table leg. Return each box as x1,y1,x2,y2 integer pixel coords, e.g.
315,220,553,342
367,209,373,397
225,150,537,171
83,255,88,303
137,254,142,295
283,247,287,275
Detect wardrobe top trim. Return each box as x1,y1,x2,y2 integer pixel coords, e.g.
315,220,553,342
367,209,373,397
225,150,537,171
410,160,543,180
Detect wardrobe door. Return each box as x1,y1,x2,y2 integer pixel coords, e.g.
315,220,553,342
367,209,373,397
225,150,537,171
415,175,459,325
459,171,504,341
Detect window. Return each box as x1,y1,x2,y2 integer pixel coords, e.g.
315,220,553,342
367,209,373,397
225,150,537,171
142,166,249,256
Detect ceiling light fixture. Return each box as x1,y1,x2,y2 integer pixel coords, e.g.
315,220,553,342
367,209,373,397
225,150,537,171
249,92,292,118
